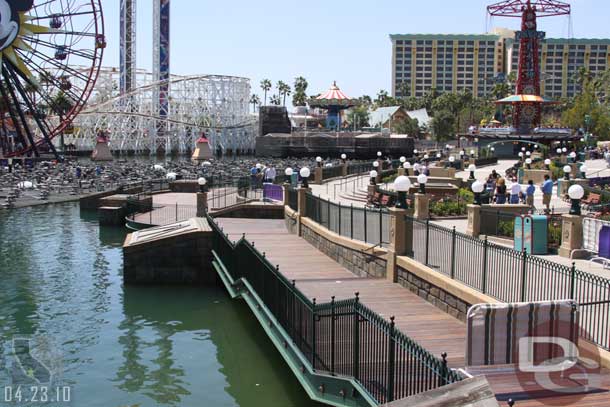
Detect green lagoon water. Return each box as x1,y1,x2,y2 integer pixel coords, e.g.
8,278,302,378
0,202,319,407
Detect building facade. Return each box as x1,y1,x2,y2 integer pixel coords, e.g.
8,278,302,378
390,34,504,98
391,31,610,99
507,38,610,99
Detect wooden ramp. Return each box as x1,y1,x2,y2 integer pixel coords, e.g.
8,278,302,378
217,217,467,368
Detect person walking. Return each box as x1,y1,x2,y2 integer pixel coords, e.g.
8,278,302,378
525,180,535,208
509,182,521,204
541,174,553,213
495,177,507,204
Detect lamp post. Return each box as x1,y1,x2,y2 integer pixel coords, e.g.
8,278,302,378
563,165,571,181
403,162,411,176
413,149,419,158
568,184,584,216
490,146,495,157
518,151,524,163
369,170,378,185
413,162,421,176
400,156,406,164
459,150,465,160
448,156,455,169
526,151,531,157
470,149,475,159
471,180,484,205
300,167,311,188
198,177,207,193
468,164,476,180
525,158,532,170
423,154,429,164
417,173,427,194
372,161,379,172
340,153,347,164
436,152,442,160
377,151,382,158
579,164,587,179
544,158,551,170
569,152,576,163
556,147,562,157
316,156,322,167
394,175,411,209
285,167,293,183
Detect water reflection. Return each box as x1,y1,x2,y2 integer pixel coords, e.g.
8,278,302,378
1,203,319,407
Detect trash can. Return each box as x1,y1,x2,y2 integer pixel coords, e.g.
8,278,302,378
514,215,548,254
599,225,610,259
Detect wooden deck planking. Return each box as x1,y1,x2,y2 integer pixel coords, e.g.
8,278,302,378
216,218,610,406
220,218,468,367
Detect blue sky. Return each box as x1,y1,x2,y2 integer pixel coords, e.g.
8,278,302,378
99,0,608,100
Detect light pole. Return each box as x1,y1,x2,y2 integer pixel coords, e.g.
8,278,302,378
525,158,532,169
468,164,476,180
403,162,411,176
285,167,293,183
370,170,378,185
417,174,427,194
316,156,322,167
300,167,311,188
579,164,587,179
544,158,551,170
394,175,411,209
563,165,571,181
471,180,484,205
568,184,584,216
198,177,207,193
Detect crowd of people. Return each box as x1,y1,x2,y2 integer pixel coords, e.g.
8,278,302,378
482,169,554,213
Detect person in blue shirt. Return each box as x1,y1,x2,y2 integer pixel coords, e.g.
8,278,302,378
541,174,553,213
525,179,535,207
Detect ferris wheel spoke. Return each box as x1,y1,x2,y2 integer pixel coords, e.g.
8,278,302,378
21,36,97,62
4,62,56,153
1,67,39,156
16,48,90,84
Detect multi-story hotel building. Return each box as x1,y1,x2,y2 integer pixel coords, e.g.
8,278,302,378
506,38,610,99
390,30,610,99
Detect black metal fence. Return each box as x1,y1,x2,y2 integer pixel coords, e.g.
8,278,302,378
347,163,370,176
322,165,344,180
209,216,463,404
480,209,517,238
287,187,298,211
127,203,198,226
305,193,390,247
408,217,610,351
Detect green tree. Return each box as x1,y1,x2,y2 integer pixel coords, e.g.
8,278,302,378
346,106,370,130
249,94,260,113
260,79,271,106
50,92,74,151
562,84,610,140
269,94,281,106
431,110,455,142
292,76,308,106
277,81,291,106
393,117,420,137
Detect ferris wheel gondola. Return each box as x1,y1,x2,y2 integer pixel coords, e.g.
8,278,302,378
0,0,104,159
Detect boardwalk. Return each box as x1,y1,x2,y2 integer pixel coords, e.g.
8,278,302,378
215,217,610,406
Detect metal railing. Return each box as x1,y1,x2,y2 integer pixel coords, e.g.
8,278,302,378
408,216,610,351
305,193,390,247
321,165,344,180
208,215,463,404
127,203,198,227
287,187,298,211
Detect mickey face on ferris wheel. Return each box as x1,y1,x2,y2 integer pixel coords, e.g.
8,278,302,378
0,0,33,51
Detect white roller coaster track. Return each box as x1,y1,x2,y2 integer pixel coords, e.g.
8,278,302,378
65,71,257,155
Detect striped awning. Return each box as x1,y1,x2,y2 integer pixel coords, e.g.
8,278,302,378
496,94,557,104
309,81,359,108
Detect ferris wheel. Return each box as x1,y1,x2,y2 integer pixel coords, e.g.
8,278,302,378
0,0,105,159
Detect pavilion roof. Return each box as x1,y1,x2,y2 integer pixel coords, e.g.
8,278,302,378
309,81,359,108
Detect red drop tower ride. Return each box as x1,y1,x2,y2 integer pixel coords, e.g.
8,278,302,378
487,0,570,133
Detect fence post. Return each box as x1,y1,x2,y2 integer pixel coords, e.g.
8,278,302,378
311,298,317,371
175,202,178,222
379,208,383,246
440,352,449,386
387,316,396,402
338,203,342,236
570,262,576,300
482,236,489,294
353,292,360,380
450,226,456,279
331,296,336,375
521,250,528,302
425,219,430,266
327,197,330,229
364,207,368,243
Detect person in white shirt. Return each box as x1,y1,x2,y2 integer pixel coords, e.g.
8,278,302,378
509,182,521,204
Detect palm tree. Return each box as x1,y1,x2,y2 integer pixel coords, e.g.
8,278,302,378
293,76,308,106
269,94,281,106
277,81,291,106
260,79,271,106
249,94,261,113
